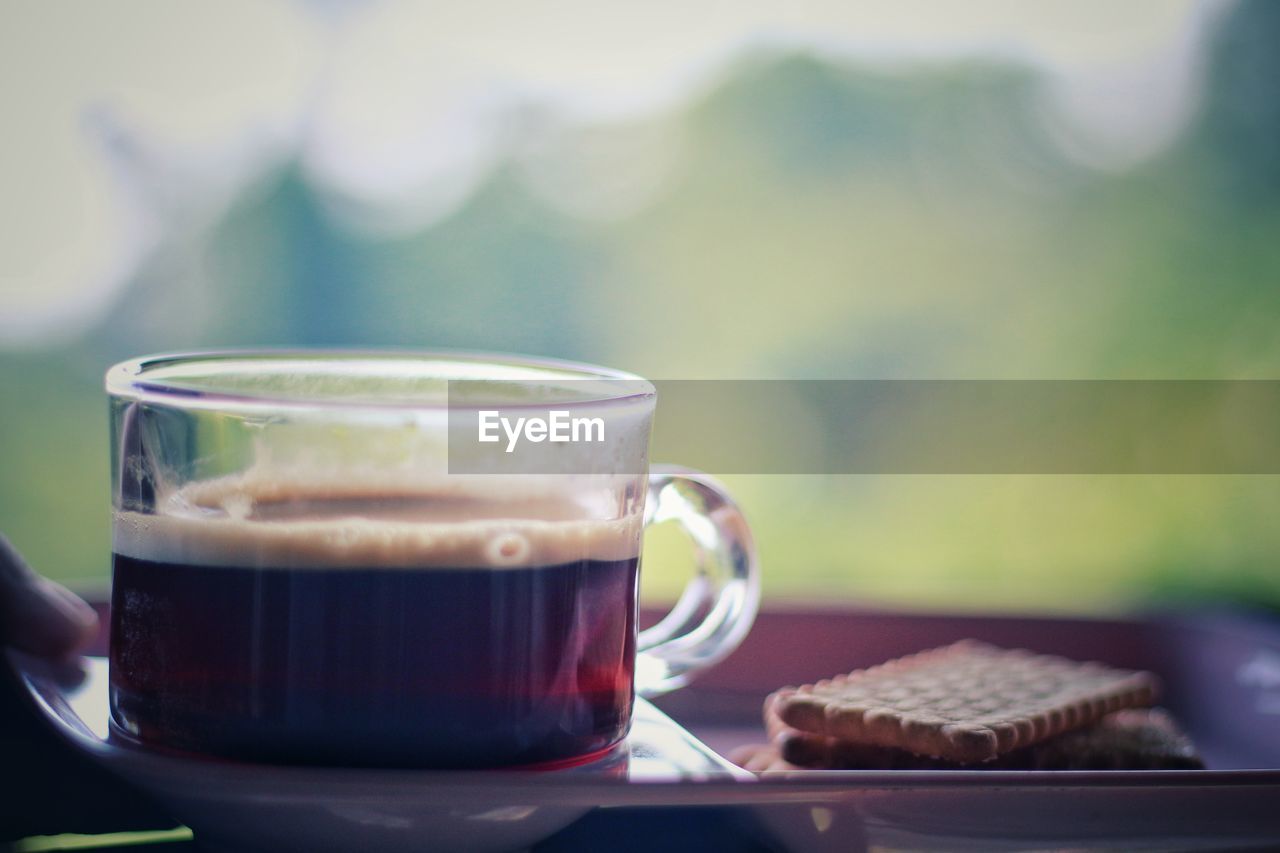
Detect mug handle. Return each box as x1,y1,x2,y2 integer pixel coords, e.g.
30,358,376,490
635,465,760,698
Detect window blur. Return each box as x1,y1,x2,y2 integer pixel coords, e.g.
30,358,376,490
2,0,1277,611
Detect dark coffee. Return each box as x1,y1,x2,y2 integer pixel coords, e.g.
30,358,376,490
109,487,642,768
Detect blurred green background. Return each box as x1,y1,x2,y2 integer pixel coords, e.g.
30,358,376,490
2,0,1278,612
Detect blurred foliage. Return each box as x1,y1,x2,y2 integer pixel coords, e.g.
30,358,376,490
3,0,1279,611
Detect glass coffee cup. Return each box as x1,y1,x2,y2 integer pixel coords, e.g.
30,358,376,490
105,351,758,768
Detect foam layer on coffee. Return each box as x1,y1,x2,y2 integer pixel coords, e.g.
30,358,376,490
113,472,642,570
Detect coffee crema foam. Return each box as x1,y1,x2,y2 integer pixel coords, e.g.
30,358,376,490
113,473,642,570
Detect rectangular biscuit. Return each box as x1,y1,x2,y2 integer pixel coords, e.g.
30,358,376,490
766,690,1200,770
772,640,1160,764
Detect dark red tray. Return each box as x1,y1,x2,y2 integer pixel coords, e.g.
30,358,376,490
652,606,1280,850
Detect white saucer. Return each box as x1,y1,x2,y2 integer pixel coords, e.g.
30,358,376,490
12,653,752,852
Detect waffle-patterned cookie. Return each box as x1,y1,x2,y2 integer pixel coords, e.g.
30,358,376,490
773,640,1160,764
764,690,1200,770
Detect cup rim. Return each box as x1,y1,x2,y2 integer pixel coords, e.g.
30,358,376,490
105,348,655,412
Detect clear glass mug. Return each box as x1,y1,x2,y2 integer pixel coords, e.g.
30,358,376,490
106,351,758,768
